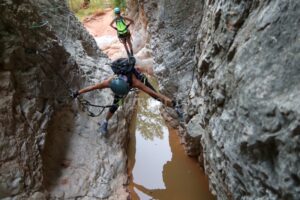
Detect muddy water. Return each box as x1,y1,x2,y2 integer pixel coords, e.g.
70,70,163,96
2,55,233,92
127,87,214,200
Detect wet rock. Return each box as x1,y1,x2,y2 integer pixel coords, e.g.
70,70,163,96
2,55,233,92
130,0,300,199
1,0,134,199
187,114,205,138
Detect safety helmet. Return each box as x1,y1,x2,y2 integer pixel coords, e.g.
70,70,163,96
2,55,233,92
109,77,130,96
128,56,136,66
114,7,120,14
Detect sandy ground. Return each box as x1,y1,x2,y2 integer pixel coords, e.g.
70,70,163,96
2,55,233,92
83,9,129,59
83,9,116,37
83,9,154,75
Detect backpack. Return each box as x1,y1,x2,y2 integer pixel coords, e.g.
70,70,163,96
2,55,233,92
111,58,134,75
115,17,127,35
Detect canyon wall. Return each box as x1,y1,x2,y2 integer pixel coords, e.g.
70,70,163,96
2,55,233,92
129,0,300,199
0,0,134,199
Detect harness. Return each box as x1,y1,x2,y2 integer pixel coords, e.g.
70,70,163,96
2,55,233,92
115,17,128,36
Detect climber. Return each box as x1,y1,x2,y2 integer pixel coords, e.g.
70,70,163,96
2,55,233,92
110,7,134,57
72,57,176,136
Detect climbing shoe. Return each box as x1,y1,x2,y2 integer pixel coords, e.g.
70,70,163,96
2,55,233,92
97,121,108,136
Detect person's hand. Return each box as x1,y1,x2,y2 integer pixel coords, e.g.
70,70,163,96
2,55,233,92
71,90,79,99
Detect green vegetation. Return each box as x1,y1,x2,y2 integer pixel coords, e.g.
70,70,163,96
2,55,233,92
68,0,104,21
111,0,126,10
67,0,126,21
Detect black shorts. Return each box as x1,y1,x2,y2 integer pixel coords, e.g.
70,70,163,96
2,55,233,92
109,94,124,114
118,31,131,39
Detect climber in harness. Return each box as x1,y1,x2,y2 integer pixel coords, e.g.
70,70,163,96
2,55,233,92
72,57,176,136
110,7,134,57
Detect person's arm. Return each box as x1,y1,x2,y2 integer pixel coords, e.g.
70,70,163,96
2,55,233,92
78,83,102,94
131,74,173,107
123,16,134,27
77,77,113,95
110,19,117,30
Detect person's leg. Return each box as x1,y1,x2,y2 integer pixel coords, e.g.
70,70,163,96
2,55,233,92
127,34,133,56
98,95,122,135
105,111,114,121
134,70,157,93
142,76,156,92
131,74,173,107
119,37,131,57
107,95,122,120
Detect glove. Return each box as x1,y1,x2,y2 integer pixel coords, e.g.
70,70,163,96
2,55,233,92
71,90,80,99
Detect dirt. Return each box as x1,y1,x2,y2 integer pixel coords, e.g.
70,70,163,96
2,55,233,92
83,9,127,59
83,9,115,37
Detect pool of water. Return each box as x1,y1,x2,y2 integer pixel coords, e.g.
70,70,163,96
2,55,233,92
127,89,215,200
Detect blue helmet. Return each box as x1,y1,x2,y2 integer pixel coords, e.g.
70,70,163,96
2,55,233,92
109,77,130,96
114,7,120,14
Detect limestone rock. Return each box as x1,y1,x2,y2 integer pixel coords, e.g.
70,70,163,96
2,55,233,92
0,0,133,199
130,0,300,199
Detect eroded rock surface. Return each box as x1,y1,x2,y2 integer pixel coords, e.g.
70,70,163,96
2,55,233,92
0,0,134,199
130,0,300,199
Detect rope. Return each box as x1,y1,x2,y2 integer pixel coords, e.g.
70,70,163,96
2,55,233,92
78,98,113,117
38,4,75,43
64,15,71,41
24,48,113,117
39,51,114,117
25,4,131,117
30,21,49,29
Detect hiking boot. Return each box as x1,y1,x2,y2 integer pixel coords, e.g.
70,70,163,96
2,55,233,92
172,100,184,121
97,121,108,136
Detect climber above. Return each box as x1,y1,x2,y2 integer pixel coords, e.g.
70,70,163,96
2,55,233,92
72,57,176,136
110,7,134,57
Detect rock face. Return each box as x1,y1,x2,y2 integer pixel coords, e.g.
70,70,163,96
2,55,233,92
129,0,300,199
0,0,134,199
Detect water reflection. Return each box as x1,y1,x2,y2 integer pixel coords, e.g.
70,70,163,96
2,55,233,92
136,95,164,140
132,128,214,200
128,80,214,200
